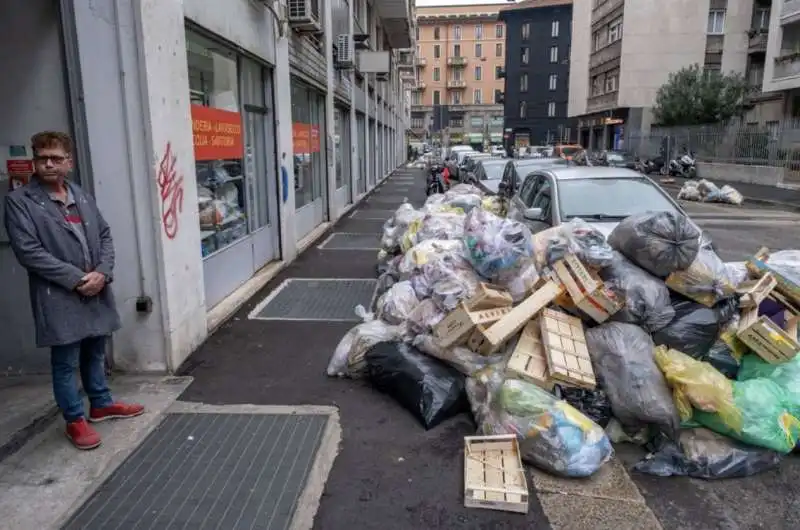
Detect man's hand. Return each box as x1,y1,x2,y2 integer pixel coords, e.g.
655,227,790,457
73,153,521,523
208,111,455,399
77,271,107,296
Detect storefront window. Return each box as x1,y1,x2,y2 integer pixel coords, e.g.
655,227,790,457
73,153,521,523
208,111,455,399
187,31,248,257
291,78,325,209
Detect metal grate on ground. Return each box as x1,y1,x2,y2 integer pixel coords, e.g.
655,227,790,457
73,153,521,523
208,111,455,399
368,195,409,204
350,209,395,220
248,278,376,321
317,232,381,250
62,412,328,530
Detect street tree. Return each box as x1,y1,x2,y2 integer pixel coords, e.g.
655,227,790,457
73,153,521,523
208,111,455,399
653,64,748,126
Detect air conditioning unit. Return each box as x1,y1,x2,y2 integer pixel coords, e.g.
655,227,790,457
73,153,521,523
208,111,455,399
288,0,321,33
335,35,354,69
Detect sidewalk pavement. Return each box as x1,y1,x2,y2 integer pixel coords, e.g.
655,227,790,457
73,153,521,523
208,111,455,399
176,170,800,530
657,176,800,211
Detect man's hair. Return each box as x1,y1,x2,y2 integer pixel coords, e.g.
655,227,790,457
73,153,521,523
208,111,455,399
31,131,73,155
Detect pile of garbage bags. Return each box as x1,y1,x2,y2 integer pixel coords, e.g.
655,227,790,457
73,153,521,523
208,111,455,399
327,184,800,482
677,179,744,205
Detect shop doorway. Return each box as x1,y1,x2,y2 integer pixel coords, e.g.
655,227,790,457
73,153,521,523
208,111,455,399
368,119,376,186
356,113,367,195
333,106,352,211
0,0,84,374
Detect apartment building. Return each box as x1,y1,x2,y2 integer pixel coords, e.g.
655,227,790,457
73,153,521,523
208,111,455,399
569,0,767,150
411,3,507,148
499,0,575,149
0,0,413,375
762,0,800,120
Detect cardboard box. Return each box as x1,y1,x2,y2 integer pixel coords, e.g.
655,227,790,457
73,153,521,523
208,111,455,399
466,283,513,311
552,254,623,323
506,320,553,390
540,308,596,389
434,303,512,348
467,280,563,355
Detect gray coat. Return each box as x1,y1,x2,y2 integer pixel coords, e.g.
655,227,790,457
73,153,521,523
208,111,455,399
3,178,121,347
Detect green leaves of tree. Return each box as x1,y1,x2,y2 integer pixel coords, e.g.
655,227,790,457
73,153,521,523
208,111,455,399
653,64,748,126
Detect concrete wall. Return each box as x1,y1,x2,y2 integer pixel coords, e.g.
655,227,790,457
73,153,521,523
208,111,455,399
698,161,786,186
567,0,591,116
618,0,709,109
721,0,753,75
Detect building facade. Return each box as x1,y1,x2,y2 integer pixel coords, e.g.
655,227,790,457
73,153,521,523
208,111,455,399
499,0,575,150
569,0,777,150
762,0,800,120
410,3,506,148
0,0,413,375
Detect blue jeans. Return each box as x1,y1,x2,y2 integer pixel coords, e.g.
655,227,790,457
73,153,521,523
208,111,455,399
51,336,113,422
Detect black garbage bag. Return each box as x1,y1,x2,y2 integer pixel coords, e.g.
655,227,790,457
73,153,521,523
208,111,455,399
365,341,468,430
704,341,740,379
607,211,701,278
652,292,738,359
585,323,680,438
554,386,613,428
634,428,782,479
600,251,675,332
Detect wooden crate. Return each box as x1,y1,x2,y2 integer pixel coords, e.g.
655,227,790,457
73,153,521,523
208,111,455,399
540,308,596,389
746,247,800,306
434,303,512,348
737,308,800,364
737,273,777,310
464,435,529,514
466,283,514,311
769,290,800,342
506,320,553,390
552,254,623,323
466,280,563,355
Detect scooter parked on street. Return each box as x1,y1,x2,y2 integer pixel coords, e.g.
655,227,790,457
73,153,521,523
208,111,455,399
667,149,697,178
426,163,449,196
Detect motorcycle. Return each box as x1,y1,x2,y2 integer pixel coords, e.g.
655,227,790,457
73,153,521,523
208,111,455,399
667,151,697,178
426,164,449,196
636,156,665,175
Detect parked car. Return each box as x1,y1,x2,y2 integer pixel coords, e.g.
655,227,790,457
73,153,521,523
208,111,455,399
505,166,705,239
552,144,584,161
445,146,475,180
596,150,637,169
468,158,508,194
461,152,496,180
498,157,570,197
490,145,507,157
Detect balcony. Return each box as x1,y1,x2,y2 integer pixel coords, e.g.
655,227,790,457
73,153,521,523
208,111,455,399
447,80,467,89
592,0,624,24
375,0,414,48
589,40,621,69
774,52,800,78
412,82,426,90
416,57,427,67
782,0,800,25
748,30,769,53
447,56,467,66
586,91,619,113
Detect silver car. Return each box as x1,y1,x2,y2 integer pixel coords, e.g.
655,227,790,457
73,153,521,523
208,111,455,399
470,158,508,194
498,157,569,197
507,166,702,238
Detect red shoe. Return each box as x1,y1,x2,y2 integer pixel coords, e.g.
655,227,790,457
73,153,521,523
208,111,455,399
66,418,102,450
89,402,145,423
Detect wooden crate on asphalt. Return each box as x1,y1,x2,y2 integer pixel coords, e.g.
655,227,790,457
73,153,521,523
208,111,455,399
464,435,529,514
506,319,553,390
552,254,622,323
738,273,777,310
540,308,596,389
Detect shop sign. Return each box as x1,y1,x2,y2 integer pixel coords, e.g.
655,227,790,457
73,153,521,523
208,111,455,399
293,123,310,154
7,159,34,191
191,104,244,161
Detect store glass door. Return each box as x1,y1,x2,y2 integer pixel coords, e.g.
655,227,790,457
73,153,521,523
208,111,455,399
368,119,376,187
333,106,351,209
292,79,327,241
356,113,366,194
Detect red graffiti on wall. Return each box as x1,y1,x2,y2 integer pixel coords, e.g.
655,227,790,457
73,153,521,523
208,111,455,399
157,142,184,240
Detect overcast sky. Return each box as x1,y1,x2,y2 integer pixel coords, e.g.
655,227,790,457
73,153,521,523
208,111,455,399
416,0,517,6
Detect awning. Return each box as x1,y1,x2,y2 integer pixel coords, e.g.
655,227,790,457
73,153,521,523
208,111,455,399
467,133,483,143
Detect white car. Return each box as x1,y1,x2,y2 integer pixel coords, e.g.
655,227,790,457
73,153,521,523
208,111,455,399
490,145,506,157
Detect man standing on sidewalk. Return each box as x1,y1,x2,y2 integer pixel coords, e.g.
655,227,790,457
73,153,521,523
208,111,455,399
3,131,144,450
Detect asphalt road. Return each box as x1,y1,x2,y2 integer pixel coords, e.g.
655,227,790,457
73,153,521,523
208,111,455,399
178,173,800,530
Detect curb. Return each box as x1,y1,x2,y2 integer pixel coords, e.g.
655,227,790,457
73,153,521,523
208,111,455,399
659,183,800,212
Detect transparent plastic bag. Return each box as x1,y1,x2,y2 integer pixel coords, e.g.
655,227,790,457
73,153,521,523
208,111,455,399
665,247,736,307
481,195,505,216
724,261,749,288
677,181,702,201
718,185,743,205
493,257,541,303
445,183,484,197
467,367,613,478
327,306,405,378
444,193,483,213
463,208,534,279
654,345,743,432
406,299,446,335
585,323,680,437
608,211,701,277
375,281,420,325
412,335,507,376
558,218,615,269
397,239,468,278
747,249,800,303
401,212,465,252
634,428,782,479
600,251,675,332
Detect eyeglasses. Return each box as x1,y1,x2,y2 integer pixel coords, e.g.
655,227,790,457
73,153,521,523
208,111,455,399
33,155,70,164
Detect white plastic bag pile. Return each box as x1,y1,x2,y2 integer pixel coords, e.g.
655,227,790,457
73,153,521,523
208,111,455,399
678,179,743,205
